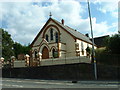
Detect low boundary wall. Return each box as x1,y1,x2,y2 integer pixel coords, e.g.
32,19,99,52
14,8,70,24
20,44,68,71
2,63,120,80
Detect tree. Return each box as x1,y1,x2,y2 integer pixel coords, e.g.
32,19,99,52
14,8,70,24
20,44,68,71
13,42,24,58
22,44,31,55
1,28,31,60
86,46,91,54
95,34,120,65
106,34,120,54
13,42,31,58
1,28,15,61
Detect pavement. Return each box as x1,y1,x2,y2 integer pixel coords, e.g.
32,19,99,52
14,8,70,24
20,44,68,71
0,78,120,89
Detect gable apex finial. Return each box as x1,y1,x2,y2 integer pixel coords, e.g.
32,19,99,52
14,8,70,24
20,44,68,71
49,12,52,18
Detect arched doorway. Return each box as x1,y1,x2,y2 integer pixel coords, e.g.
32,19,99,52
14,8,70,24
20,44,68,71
42,46,49,59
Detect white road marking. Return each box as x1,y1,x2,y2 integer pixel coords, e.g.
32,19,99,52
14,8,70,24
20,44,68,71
34,81,74,85
11,85,23,88
2,79,25,83
16,81,22,82
2,84,23,88
34,82,48,84
2,78,120,88
24,79,31,80
3,79,74,86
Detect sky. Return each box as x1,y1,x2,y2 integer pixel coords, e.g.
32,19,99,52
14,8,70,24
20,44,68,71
0,0,119,45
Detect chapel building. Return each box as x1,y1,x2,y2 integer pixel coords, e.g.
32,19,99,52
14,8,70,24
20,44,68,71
30,17,96,59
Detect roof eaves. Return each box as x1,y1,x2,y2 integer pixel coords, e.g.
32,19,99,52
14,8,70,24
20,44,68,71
30,18,52,47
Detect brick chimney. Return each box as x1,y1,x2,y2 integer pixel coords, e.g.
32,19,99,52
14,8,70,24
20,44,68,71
61,19,64,25
85,33,89,37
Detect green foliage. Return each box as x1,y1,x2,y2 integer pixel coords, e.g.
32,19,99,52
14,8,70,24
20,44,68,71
86,47,90,53
13,42,31,58
95,48,105,63
95,34,120,66
1,28,15,61
106,34,120,54
103,36,110,48
13,42,23,57
1,28,31,60
23,44,31,55
86,46,92,54
95,48,106,64
53,51,58,58
95,48,106,55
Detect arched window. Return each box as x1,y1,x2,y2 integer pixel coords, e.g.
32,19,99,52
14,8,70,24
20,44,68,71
55,32,58,43
52,48,58,58
46,34,49,42
34,50,37,58
50,28,53,40
52,49,55,58
81,42,84,55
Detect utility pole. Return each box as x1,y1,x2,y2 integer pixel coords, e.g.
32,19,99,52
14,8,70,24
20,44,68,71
87,0,97,80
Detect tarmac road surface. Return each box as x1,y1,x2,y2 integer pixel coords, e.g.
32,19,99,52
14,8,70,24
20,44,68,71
1,78,120,89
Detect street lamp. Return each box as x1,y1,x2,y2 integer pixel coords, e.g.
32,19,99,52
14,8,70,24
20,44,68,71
87,0,97,80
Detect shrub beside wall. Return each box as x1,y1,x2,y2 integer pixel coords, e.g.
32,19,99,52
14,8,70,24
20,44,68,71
95,48,120,66
96,53,120,66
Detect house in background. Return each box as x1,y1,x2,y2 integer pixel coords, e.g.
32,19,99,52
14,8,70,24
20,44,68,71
30,17,97,60
92,35,109,48
17,54,25,60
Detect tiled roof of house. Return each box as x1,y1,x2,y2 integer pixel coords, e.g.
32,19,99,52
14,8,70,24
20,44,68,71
91,35,109,48
52,18,93,44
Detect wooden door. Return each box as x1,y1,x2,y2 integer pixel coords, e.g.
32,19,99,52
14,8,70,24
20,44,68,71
42,46,49,59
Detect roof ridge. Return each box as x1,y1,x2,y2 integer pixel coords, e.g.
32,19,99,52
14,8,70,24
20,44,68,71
51,18,78,32
65,25,76,31
94,35,109,39
51,18,89,38
66,25,90,39
50,18,92,44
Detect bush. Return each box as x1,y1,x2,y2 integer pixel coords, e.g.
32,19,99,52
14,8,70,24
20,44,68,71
95,48,120,66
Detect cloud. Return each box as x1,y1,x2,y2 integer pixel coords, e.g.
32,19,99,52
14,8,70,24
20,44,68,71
94,1,118,18
1,0,118,45
73,17,118,37
92,19,118,37
1,1,85,45
1,2,47,45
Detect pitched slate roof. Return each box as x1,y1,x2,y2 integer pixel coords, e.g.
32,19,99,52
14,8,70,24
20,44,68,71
51,18,93,44
91,35,109,48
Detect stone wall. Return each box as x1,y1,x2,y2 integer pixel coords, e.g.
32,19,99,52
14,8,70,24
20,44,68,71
2,63,120,80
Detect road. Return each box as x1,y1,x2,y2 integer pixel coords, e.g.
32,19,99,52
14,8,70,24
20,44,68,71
1,78,120,89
